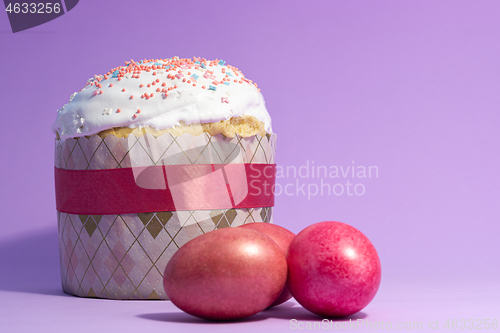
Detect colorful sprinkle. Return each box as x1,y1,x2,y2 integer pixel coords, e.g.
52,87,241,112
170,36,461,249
76,57,262,122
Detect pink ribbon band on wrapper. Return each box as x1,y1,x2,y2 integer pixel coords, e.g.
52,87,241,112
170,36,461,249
54,163,276,215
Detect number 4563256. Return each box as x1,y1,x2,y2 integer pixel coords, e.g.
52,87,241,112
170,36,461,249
6,3,61,14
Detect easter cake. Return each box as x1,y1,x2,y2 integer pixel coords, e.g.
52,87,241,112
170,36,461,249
53,57,277,299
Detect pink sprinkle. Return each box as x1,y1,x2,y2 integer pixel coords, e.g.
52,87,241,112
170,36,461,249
92,90,99,96
204,70,216,80
175,73,184,79
221,97,229,104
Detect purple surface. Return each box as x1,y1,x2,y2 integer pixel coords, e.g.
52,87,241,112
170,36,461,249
1,0,499,331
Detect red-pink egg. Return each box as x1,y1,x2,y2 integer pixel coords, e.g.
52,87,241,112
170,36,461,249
287,221,381,317
239,222,295,306
163,228,287,321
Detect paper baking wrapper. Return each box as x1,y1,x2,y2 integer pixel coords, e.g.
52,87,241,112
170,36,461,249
55,132,277,300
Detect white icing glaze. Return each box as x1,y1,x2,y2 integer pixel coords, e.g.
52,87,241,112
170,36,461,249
52,57,272,141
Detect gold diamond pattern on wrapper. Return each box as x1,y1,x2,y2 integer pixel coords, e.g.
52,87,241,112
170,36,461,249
56,132,276,299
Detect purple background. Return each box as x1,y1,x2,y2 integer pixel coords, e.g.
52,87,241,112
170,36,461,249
1,1,499,331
